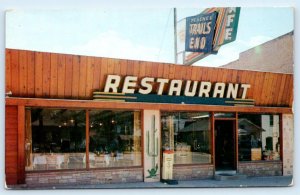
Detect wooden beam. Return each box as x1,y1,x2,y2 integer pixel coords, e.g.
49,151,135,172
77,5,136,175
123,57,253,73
17,105,25,184
211,112,215,173
86,110,90,169
235,112,239,172
6,97,293,114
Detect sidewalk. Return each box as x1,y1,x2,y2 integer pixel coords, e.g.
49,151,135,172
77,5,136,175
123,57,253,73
13,175,293,189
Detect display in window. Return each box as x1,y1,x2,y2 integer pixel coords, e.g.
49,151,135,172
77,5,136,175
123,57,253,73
238,114,280,161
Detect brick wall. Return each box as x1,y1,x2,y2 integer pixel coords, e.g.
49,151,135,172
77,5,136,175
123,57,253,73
26,167,143,187
238,161,282,176
222,32,293,74
173,164,214,180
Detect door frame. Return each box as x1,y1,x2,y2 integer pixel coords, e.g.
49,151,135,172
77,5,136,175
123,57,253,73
212,112,238,172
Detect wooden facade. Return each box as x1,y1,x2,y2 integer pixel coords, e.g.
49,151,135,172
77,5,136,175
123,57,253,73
6,49,293,107
5,49,294,185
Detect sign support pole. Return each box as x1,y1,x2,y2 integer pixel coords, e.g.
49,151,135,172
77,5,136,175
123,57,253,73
174,8,178,64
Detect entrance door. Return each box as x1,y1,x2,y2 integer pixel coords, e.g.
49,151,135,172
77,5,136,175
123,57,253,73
215,120,236,171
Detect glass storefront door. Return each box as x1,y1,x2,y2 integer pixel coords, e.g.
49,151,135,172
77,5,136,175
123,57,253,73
214,120,236,171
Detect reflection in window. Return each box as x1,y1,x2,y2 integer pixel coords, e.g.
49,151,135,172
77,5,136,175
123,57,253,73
238,114,281,161
25,108,86,171
89,110,142,167
161,112,211,164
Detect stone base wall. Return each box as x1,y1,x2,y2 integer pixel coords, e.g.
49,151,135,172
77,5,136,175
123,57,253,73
238,161,282,176
26,167,143,187
173,164,214,180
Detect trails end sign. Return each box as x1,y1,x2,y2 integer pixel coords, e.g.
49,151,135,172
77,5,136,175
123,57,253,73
185,12,217,53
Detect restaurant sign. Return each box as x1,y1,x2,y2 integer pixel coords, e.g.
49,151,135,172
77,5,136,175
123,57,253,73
185,12,217,53
93,75,254,106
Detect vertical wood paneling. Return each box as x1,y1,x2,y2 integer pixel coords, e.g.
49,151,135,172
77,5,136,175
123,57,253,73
85,57,95,97
64,55,73,98
138,61,146,78
113,59,121,76
133,61,140,76
288,76,294,107
42,53,51,97
50,53,58,97
202,67,211,81
92,57,101,91
78,56,87,98
71,55,80,98
246,71,256,99
5,106,18,185
282,75,292,106
107,58,115,75
5,49,293,107
266,74,279,106
274,74,283,105
274,74,287,105
19,50,28,96
151,62,159,78
254,72,266,104
252,72,263,102
190,66,198,81
260,73,273,105
168,64,175,79
174,65,181,79
11,50,19,96
57,54,66,98
17,106,25,184
99,58,108,91
185,65,192,80
27,52,35,96
200,67,208,81
162,63,170,79
144,62,152,77
120,59,128,76
34,52,43,97
231,69,238,84
5,49,12,93
157,63,164,78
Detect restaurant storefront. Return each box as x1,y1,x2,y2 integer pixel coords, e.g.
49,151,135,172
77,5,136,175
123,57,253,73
5,49,293,187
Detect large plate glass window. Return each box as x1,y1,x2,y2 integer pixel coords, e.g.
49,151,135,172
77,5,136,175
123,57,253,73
238,114,281,161
161,112,211,164
25,108,86,171
89,110,142,168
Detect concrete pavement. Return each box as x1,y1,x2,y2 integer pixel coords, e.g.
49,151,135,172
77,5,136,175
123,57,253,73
10,175,293,189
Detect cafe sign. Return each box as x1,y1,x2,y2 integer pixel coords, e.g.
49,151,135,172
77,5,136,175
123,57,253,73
93,75,254,106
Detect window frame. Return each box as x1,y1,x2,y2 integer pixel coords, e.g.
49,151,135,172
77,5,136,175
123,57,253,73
25,107,143,173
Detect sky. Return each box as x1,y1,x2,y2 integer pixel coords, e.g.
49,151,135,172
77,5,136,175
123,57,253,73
5,7,294,67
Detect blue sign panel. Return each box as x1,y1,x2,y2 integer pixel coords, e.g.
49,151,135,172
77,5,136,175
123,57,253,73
93,92,255,107
185,12,217,53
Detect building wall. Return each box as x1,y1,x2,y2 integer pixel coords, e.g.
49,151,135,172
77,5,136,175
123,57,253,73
25,168,143,187
5,49,293,107
282,114,294,176
173,164,214,180
5,106,19,185
238,161,282,176
222,32,293,74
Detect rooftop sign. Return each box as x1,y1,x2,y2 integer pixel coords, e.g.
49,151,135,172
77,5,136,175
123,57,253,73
185,12,217,53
